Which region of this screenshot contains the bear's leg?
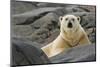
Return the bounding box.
[41,44,52,57]
[79,34,91,45]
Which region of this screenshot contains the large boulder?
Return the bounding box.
[12,39,50,66]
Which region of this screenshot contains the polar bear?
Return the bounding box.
[41,15,91,58]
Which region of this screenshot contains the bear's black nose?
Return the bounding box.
[68,22,73,28]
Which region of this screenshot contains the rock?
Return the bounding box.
[31,13,59,29]
[13,7,62,17]
[37,2,68,7]
[13,25,33,36]
[11,1,36,15]
[12,7,62,25]
[29,13,59,44]
[12,39,50,66]
[78,5,96,12]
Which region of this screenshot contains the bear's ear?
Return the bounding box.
[59,16,63,22]
[77,16,81,22]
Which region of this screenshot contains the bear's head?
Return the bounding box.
[59,15,81,33]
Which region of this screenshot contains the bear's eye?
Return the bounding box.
[65,18,68,21]
[72,18,75,21]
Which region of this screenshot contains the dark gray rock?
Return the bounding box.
[11,39,50,66]
[37,2,71,7]
[78,5,96,12]
[12,7,62,25]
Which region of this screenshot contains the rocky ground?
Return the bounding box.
[11,1,96,48]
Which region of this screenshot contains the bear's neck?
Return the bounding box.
[60,26,82,47]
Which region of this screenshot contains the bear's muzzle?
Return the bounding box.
[68,22,73,28]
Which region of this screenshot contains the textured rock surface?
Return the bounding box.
[11,0,96,65]
[11,1,96,47]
